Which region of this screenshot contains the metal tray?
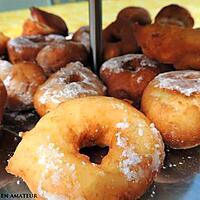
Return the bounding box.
[0,111,200,200]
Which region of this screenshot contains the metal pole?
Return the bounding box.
[89,0,102,74]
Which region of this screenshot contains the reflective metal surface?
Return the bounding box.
[0,111,200,200]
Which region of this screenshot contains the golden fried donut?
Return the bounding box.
[72,26,90,52]
[34,62,106,116]
[141,70,200,149]
[0,32,9,56]
[155,4,194,28]
[117,6,151,25]
[22,7,68,36]
[0,61,46,111]
[36,41,88,76]
[103,19,139,60]
[100,54,173,106]
[7,34,66,64]
[0,78,7,123]
[7,96,164,200]
[135,23,200,70]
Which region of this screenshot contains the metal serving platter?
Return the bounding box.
[0,110,200,200]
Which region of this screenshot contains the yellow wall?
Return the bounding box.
[0,0,200,37]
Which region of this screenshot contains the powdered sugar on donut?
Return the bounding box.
[101,54,158,74]
[116,132,142,182]
[154,70,200,96]
[38,62,105,105]
[37,143,84,200]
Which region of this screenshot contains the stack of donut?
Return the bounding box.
[2,4,200,200]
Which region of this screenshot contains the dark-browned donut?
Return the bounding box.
[117,6,151,25]
[103,19,139,60]
[155,4,194,28]
[100,54,173,106]
[36,41,88,76]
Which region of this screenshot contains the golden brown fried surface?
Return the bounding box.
[7,96,164,200]
[117,6,151,25]
[23,7,68,36]
[155,4,194,28]
[135,24,200,70]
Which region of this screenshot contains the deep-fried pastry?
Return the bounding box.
[22,7,68,36]
[7,96,164,200]
[155,4,194,28]
[135,24,200,70]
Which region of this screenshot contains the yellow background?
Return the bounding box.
[0,0,200,38]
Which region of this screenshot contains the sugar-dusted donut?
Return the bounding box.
[0,61,46,111]
[141,70,200,149]
[7,96,164,200]
[0,78,7,123]
[22,7,68,36]
[155,4,194,28]
[100,54,173,106]
[36,41,88,76]
[103,19,139,60]
[7,34,66,64]
[72,26,90,52]
[117,6,151,25]
[34,62,106,116]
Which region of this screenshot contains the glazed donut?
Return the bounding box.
[0,61,46,111]
[0,32,9,56]
[34,61,106,116]
[103,19,139,60]
[72,26,90,52]
[22,7,68,36]
[7,34,66,64]
[7,96,164,200]
[117,6,151,25]
[36,41,88,76]
[100,54,173,106]
[155,4,194,28]
[141,70,200,149]
[0,78,7,123]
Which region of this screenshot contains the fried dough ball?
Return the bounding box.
[135,24,200,70]
[117,6,151,25]
[36,41,88,76]
[22,7,68,36]
[155,4,194,28]
[0,61,46,111]
[141,70,200,149]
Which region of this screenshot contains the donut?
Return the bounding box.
[7,96,165,200]
[155,4,194,28]
[0,61,46,111]
[34,61,106,116]
[7,34,66,64]
[100,54,173,106]
[72,26,90,52]
[117,7,151,25]
[0,79,7,123]
[0,32,9,56]
[103,19,139,60]
[36,41,88,76]
[141,70,200,149]
[22,7,68,36]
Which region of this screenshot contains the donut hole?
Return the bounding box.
[122,60,136,71]
[69,74,82,83]
[79,145,109,164]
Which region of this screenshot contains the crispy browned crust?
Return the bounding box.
[135,23,200,70]
[22,7,68,36]
[117,6,151,25]
[155,4,194,28]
